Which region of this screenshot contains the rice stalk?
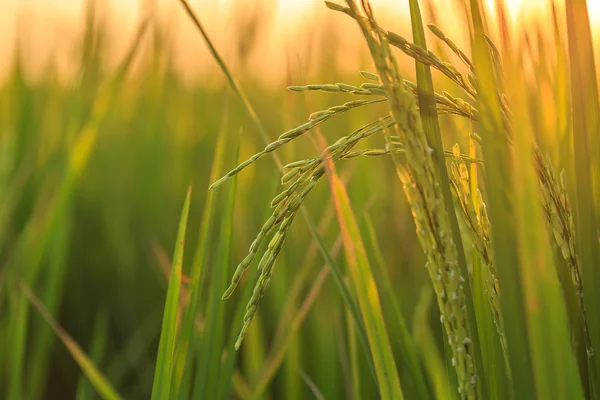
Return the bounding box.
[328,1,479,397]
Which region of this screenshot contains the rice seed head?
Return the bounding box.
[288,85,307,92]
[309,110,332,121]
[336,83,361,92]
[280,168,301,185]
[270,190,290,208]
[428,24,446,40]
[360,70,380,81]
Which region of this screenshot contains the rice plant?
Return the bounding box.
[2,0,600,399]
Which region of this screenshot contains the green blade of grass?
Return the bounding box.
[178,0,270,147]
[250,266,330,400]
[246,204,348,399]
[27,213,71,400]
[76,309,110,400]
[304,213,376,381]
[412,287,453,399]
[218,254,261,400]
[471,250,507,400]
[346,307,361,400]
[496,1,585,397]
[564,0,600,392]
[7,288,29,400]
[106,308,162,388]
[20,281,122,400]
[175,108,229,397]
[363,214,430,399]
[150,187,192,400]
[192,146,239,399]
[326,164,403,400]
[468,1,536,397]
[406,2,486,395]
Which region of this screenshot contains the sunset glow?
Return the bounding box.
[2,0,600,82]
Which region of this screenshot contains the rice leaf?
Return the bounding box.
[564,0,600,391]
[175,109,229,397]
[412,287,453,400]
[327,164,403,400]
[151,187,192,400]
[364,214,430,399]
[471,250,507,400]
[305,213,376,380]
[192,146,239,398]
[468,1,536,397]
[76,309,110,400]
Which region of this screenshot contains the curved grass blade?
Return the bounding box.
[20,281,122,400]
[327,165,403,400]
[192,146,239,399]
[364,214,430,399]
[471,250,507,400]
[150,187,192,400]
[305,214,376,380]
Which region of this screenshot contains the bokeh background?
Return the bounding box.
[1,0,600,398]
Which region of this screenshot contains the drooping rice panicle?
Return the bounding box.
[449,144,507,358]
[325,2,477,99]
[290,77,478,119]
[535,147,594,358]
[327,1,479,396]
[343,4,587,366]
[427,24,474,70]
[210,98,385,190]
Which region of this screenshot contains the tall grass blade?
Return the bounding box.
[412,288,453,399]
[405,2,486,392]
[76,309,110,400]
[151,187,192,400]
[178,0,271,146]
[468,1,536,397]
[193,146,239,398]
[499,2,584,396]
[304,214,375,379]
[27,216,70,400]
[175,109,229,397]
[364,214,430,399]
[471,250,507,400]
[327,164,403,400]
[564,0,600,391]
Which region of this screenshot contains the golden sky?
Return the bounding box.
[2,0,600,84]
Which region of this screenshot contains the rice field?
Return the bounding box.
[1,0,600,399]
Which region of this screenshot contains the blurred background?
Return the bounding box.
[1,0,600,398]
